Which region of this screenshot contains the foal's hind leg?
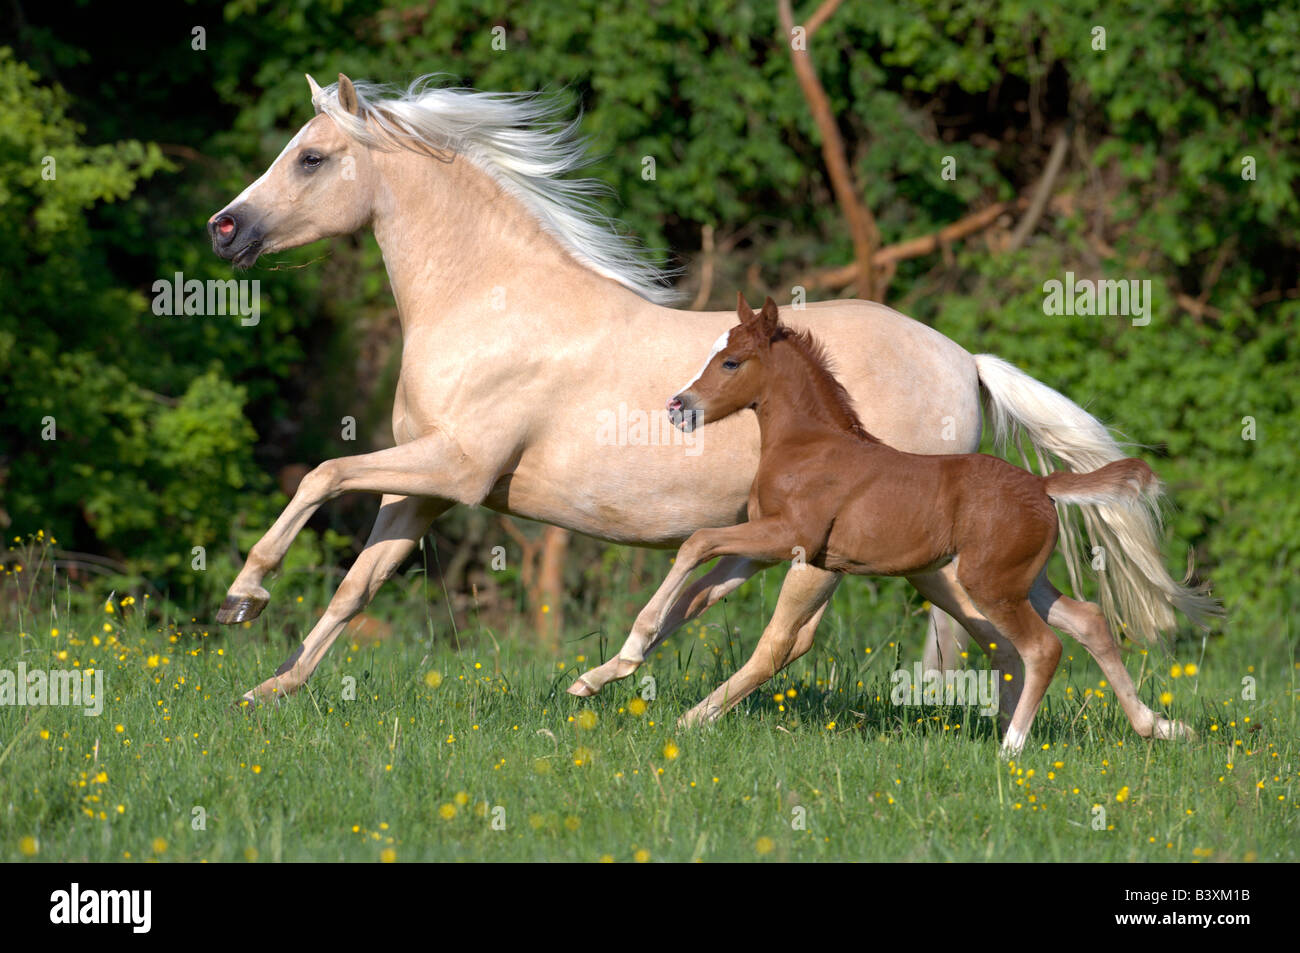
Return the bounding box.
[1029,575,1194,741]
[908,569,1025,733]
[967,599,1061,757]
[956,547,1063,757]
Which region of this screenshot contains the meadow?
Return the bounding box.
[1,538,1295,863]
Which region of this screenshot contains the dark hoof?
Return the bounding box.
[216,592,268,624]
[232,695,257,714]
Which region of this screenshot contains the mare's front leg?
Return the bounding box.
[218,431,495,624]
[242,494,449,704]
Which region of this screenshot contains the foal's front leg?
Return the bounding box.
[218,431,497,624]
[568,555,762,696]
[616,519,804,668]
[680,565,840,727]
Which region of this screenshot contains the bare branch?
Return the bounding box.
[778,0,882,300]
[1007,121,1072,252]
[690,224,716,310]
[798,198,1029,290]
[805,0,846,38]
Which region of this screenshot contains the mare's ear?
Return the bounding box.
[758,296,781,339]
[306,74,324,114]
[736,291,757,325]
[338,73,360,115]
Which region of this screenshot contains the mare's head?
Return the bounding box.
[206,75,677,302]
[208,74,380,267]
[667,293,782,432]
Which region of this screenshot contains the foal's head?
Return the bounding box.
[667,294,781,432]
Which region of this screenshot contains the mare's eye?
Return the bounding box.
[300,153,323,171]
[721,359,740,371]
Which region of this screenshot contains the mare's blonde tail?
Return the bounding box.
[974,354,1221,642]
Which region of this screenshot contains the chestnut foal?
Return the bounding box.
[641,295,1195,755]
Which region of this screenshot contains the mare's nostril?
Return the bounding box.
[211,214,238,244]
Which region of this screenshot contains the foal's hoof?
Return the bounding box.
[232,694,257,714]
[216,590,269,624]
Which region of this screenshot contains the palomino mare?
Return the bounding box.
[643,296,1214,752]
[208,75,1211,735]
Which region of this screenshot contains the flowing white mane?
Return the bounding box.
[312,75,679,305]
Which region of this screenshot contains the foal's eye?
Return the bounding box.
[300,153,324,171]
[721,359,740,371]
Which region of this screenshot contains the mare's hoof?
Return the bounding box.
[567,676,599,697]
[216,591,269,624]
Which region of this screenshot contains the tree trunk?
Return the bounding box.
[534,525,569,645]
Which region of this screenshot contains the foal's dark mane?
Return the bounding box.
[771,325,879,443]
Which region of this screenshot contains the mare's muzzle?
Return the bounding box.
[208,207,266,267]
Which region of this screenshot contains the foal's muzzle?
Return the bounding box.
[207,208,265,267]
[667,395,699,432]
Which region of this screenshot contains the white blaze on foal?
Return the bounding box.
[678,329,731,394]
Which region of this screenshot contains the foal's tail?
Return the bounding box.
[1043,458,1157,507]
[974,354,1221,642]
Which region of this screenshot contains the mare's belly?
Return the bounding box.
[483,412,759,547]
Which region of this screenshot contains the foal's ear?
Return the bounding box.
[736,291,757,324]
[338,73,360,115]
[758,296,781,338]
[306,74,324,114]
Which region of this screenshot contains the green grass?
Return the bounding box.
[1,562,1296,863]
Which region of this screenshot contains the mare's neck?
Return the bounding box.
[369,149,621,333]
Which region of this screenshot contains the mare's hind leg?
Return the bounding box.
[680,567,840,726]
[923,604,969,675]
[1029,575,1194,741]
[241,494,449,704]
[908,569,1025,733]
